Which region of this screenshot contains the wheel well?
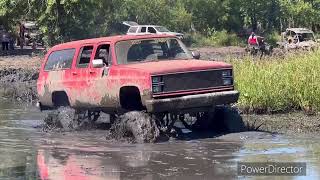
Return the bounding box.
[119,86,143,110]
[52,91,70,107]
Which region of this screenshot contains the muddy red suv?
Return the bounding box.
[37,34,241,134]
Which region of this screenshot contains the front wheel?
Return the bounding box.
[110,111,161,143]
[213,106,245,133]
[183,106,245,133]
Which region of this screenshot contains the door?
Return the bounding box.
[87,43,113,107]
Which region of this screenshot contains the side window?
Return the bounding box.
[148,27,156,33]
[94,44,110,66]
[128,27,138,33]
[77,46,93,68]
[44,49,75,71]
[140,27,146,33]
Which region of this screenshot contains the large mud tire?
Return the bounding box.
[110,111,160,143]
[214,106,245,133]
[44,107,77,130]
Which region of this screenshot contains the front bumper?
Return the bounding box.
[145,90,239,113]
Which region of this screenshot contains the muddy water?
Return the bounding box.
[0,98,320,179]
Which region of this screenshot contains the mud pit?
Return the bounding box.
[1,98,320,179]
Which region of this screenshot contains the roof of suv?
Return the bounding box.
[50,34,176,51]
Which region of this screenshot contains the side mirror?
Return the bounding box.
[192,51,200,59]
[92,59,104,68]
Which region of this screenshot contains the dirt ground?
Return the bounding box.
[0,55,42,70]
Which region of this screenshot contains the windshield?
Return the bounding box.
[154,26,170,32]
[298,33,315,42]
[115,38,192,64]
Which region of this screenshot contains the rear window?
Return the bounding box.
[44,49,75,71]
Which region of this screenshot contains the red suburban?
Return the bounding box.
[37,34,241,133]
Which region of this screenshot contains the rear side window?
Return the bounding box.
[128,27,138,33]
[44,49,75,71]
[140,27,146,33]
[77,46,93,68]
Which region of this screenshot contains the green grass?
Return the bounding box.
[231,50,320,113]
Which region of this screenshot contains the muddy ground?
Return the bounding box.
[0,48,320,138]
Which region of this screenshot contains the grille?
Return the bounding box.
[153,69,232,94]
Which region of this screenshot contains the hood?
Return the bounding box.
[119,60,232,75]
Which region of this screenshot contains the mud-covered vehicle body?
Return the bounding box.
[277,28,318,50]
[37,34,242,137]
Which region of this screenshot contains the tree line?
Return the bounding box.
[0,0,319,46]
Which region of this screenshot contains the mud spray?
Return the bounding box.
[41,108,163,143]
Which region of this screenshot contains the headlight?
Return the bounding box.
[152,76,162,84]
[223,78,233,86]
[152,85,163,93]
[222,70,232,77]
[152,76,164,93]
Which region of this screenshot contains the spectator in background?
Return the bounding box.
[19,22,25,49]
[2,31,10,51]
[9,31,15,50]
[248,32,258,46]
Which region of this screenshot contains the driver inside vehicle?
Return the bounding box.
[95,45,109,66]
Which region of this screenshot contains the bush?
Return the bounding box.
[231,50,320,113]
[265,31,281,46]
[186,30,244,47]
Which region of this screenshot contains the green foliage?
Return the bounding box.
[265,31,281,46]
[0,0,319,46]
[190,30,243,47]
[231,50,320,113]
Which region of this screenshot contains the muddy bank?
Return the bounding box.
[0,68,39,103]
[242,112,320,136]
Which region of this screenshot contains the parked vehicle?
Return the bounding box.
[277,28,318,51]
[37,34,242,136]
[22,21,44,47]
[123,21,184,39]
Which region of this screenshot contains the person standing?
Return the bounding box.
[19,22,25,49]
[2,31,9,51]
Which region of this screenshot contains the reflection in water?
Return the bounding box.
[35,136,241,179]
[1,97,320,179]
